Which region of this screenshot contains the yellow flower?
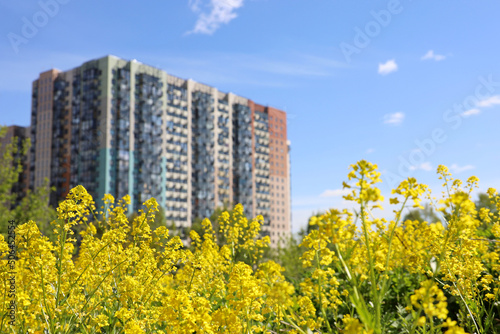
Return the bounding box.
[95,314,109,327]
[410,280,448,320]
[444,325,468,334]
[3,162,498,334]
[417,316,426,326]
[342,314,373,334]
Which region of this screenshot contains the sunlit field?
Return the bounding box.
[2,161,499,333]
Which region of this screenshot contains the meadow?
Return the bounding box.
[1,160,499,333]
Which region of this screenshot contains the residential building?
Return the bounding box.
[29,55,291,245]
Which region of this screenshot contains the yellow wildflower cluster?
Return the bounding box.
[1,160,499,333]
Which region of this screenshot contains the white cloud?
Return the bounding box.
[189,0,203,12]
[188,0,244,35]
[457,96,500,118]
[477,95,500,108]
[378,59,398,75]
[421,50,446,61]
[461,108,481,117]
[409,162,433,172]
[383,112,405,125]
[450,164,475,174]
[319,189,350,198]
[366,148,375,154]
[420,162,433,171]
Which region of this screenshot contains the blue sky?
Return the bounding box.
[1,0,500,233]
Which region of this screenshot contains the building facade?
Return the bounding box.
[29,55,290,245]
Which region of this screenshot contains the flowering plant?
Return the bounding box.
[1,161,499,333]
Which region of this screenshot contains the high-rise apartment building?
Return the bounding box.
[29,55,291,245]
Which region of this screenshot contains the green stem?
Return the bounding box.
[78,258,128,315]
[314,241,332,333]
[282,313,308,334]
[380,196,410,300]
[55,218,68,310]
[187,267,196,293]
[36,257,54,333]
[60,240,114,306]
[360,196,380,332]
[335,243,372,328]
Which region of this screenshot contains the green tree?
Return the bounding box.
[0,126,25,234]
[0,126,56,238]
[274,229,311,288]
[0,125,86,256]
[127,205,180,234]
[188,205,279,268]
[402,203,440,224]
[475,192,498,214]
[189,205,236,247]
[12,178,57,239]
[474,192,499,238]
[306,211,324,234]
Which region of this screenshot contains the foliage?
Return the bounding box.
[0,125,26,234]
[190,206,236,247]
[403,203,441,225]
[13,178,57,239]
[273,233,311,289]
[127,206,180,236]
[0,125,56,238]
[2,160,500,333]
